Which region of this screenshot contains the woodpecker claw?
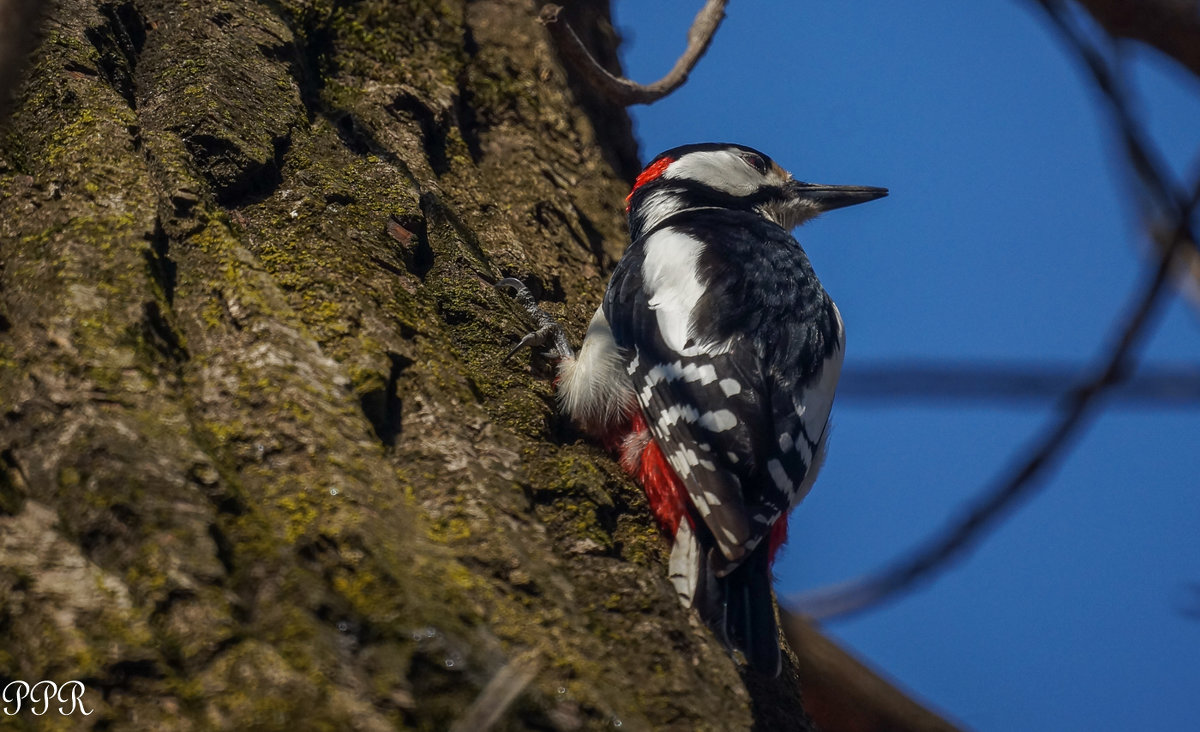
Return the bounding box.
[502,324,561,361]
[497,277,575,361]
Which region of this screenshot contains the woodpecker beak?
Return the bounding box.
[787,180,889,212]
[761,180,887,229]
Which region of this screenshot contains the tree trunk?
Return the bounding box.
[0,1,813,729]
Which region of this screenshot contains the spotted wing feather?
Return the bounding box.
[604,212,843,569]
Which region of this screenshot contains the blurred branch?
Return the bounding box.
[1072,0,1200,79]
[449,651,542,732]
[1044,1,1200,288]
[787,1,1200,620]
[779,611,964,732]
[539,1,727,106]
[791,230,1190,620]
[839,362,1200,406]
[0,0,42,121]
[1154,163,1200,318]
[1040,0,1194,221]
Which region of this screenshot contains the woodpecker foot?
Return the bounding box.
[497,278,576,361]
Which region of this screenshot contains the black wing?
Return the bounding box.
[605,211,843,565]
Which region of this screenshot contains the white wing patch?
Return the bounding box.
[697,409,738,433]
[657,403,699,431]
[767,459,793,492]
[777,432,794,453]
[637,355,718,406]
[625,350,639,375]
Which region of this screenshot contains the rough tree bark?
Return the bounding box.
[0,0,814,729]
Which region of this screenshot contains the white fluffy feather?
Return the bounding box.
[557,307,635,435]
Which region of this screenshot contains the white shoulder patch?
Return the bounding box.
[663,149,775,197]
[641,228,731,357]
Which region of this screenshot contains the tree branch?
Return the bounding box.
[779,612,963,732]
[1039,0,1192,219]
[539,1,727,106]
[786,1,1200,620]
[1072,0,1200,79]
[838,362,1200,406]
[790,226,1191,621]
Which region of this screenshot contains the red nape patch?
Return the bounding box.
[625,156,674,209]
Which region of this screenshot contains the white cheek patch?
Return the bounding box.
[664,149,763,196]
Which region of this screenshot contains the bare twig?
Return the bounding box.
[1163,178,1200,312]
[1038,0,1192,222]
[1072,0,1200,80]
[1041,1,1200,295]
[791,232,1188,620]
[539,1,727,106]
[787,1,1200,620]
[838,361,1200,406]
[448,650,542,732]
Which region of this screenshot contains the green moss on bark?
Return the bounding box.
[0,0,813,729]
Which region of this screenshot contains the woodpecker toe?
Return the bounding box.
[497,277,575,360]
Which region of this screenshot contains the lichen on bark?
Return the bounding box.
[0,1,812,729]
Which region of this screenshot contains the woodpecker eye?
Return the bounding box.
[742,153,768,175]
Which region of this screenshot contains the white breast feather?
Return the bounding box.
[558,307,634,435]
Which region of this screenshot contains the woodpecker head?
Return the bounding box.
[626,143,887,240]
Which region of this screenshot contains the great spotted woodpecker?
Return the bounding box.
[502,143,886,676]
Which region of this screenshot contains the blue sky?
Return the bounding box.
[611,2,1200,730]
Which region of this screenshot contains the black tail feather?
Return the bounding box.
[710,546,781,677]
